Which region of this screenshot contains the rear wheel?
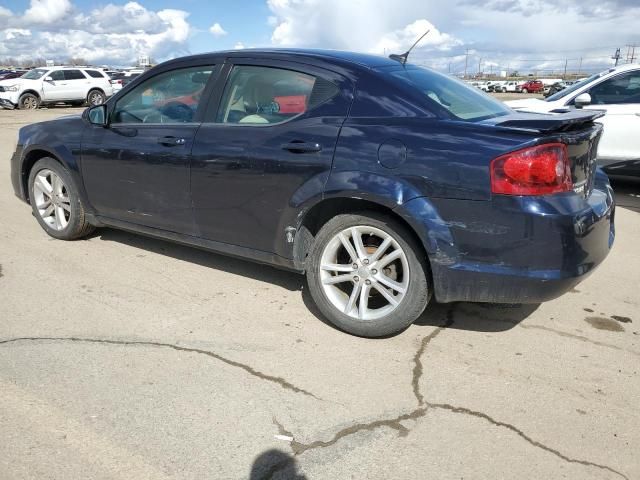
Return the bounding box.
[28,157,95,240]
[18,93,39,110]
[307,213,430,337]
[86,89,105,106]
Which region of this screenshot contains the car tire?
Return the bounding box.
[28,157,96,240]
[306,212,430,337]
[18,93,40,110]
[522,88,528,94]
[86,89,105,106]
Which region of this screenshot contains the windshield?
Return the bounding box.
[545,71,607,102]
[21,69,48,80]
[387,66,511,121]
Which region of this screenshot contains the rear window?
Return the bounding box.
[386,66,511,121]
[85,70,106,79]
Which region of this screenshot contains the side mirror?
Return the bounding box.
[86,104,107,126]
[574,93,592,108]
[44,76,53,82]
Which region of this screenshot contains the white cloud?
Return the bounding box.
[370,19,462,55]
[0,1,192,66]
[234,42,245,50]
[266,0,640,75]
[209,22,227,37]
[23,0,72,24]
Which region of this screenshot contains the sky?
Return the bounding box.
[1,0,640,74]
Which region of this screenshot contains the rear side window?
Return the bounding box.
[215,65,338,125]
[85,70,106,79]
[387,67,510,121]
[64,70,86,80]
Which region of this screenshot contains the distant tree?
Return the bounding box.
[68,57,88,66]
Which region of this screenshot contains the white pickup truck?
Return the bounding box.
[0,66,114,110]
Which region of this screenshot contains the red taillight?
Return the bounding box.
[490,143,572,195]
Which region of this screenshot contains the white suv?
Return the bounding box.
[0,66,114,110]
[506,64,640,176]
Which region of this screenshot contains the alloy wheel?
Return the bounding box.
[319,225,409,321]
[22,96,37,109]
[33,169,71,231]
[89,92,104,105]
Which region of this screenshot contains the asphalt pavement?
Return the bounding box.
[0,107,638,480]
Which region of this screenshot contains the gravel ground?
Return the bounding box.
[0,107,638,480]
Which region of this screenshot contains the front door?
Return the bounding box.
[41,70,67,101]
[81,64,218,234]
[191,61,352,255]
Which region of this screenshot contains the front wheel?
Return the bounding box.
[28,157,95,240]
[18,93,39,110]
[522,88,528,94]
[306,213,430,337]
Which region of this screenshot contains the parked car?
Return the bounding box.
[10,49,615,337]
[503,81,519,92]
[507,63,640,176]
[0,66,113,109]
[488,81,507,93]
[0,70,26,81]
[109,72,140,92]
[517,80,544,94]
[544,81,566,97]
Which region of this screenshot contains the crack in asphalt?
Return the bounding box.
[0,336,318,399]
[412,310,455,406]
[270,305,629,480]
[427,402,629,480]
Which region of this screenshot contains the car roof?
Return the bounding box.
[167,48,404,70]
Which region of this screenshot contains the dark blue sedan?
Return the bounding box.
[10,49,615,337]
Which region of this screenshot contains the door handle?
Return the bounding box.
[157,136,186,147]
[281,141,322,153]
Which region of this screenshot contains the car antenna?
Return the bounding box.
[388,29,430,66]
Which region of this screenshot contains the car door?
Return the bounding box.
[581,69,640,162]
[41,70,67,101]
[81,63,220,234]
[191,60,353,255]
[62,69,91,100]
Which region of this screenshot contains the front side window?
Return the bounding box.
[216,65,336,125]
[387,67,510,121]
[49,70,65,81]
[111,66,214,124]
[587,70,640,105]
[64,70,87,80]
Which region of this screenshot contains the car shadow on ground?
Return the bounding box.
[95,228,305,292]
[611,178,640,213]
[96,228,539,336]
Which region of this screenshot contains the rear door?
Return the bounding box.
[581,69,640,162]
[62,69,91,100]
[191,59,353,254]
[81,62,220,234]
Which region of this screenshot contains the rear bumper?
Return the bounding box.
[402,172,615,304]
